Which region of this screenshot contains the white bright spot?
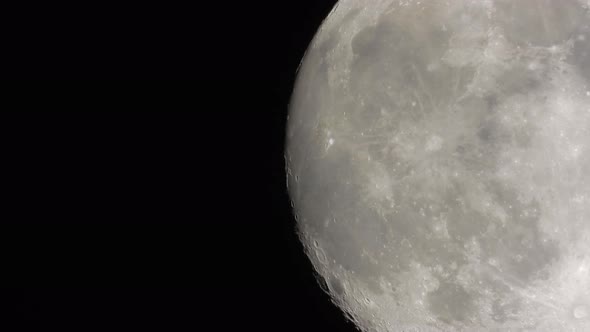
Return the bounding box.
[425,135,443,152]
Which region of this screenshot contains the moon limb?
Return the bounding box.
[287,1,590,331]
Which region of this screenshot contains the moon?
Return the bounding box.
[285,1,590,331]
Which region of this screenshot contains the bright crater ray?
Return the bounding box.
[286,0,590,331]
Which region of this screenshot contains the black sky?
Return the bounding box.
[4,1,360,331]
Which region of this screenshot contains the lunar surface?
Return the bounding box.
[285,1,590,331]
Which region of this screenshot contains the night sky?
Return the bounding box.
[4,1,360,331]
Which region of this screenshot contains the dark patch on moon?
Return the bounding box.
[428,281,475,323]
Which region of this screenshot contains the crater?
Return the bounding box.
[329,275,346,296]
